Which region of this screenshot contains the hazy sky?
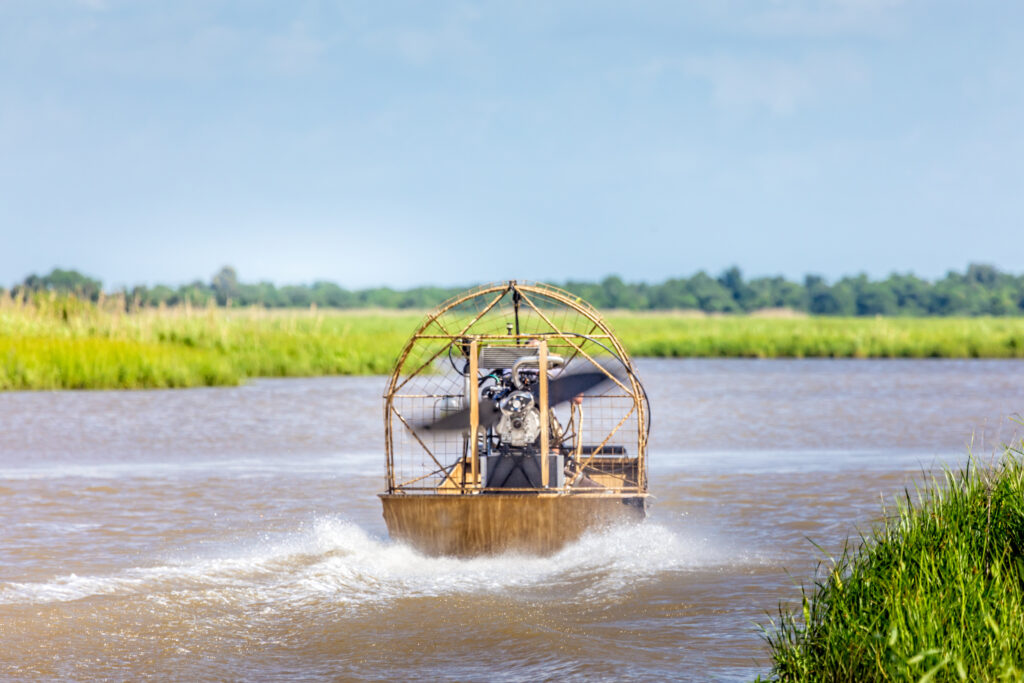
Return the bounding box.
[1,1,1021,289]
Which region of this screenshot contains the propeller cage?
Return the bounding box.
[383,281,649,495]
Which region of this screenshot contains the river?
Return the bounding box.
[2,359,1022,681]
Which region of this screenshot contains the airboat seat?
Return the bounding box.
[481,453,565,491]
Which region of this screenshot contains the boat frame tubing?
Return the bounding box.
[383,281,648,495]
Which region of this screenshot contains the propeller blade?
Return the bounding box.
[547,367,623,406]
[419,399,502,432]
[417,363,625,431]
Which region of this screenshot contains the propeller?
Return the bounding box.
[419,364,623,432]
[424,397,503,432]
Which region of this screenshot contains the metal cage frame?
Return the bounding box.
[383,280,649,495]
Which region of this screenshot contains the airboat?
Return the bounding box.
[381,281,650,556]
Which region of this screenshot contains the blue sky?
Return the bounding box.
[1,1,1021,289]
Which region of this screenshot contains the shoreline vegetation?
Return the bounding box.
[10,263,1024,316]
[761,446,1024,681]
[3,295,1024,390]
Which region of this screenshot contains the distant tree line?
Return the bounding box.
[8,264,1024,316]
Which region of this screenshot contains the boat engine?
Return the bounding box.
[494,390,540,447]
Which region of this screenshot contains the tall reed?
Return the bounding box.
[609,315,1024,359]
[762,446,1024,681]
[3,293,1024,389]
[0,293,416,389]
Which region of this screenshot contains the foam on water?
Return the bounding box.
[0,518,757,608]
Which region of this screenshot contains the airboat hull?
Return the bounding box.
[380,493,648,557]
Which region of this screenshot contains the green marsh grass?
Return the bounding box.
[3,294,1024,389]
[0,294,418,389]
[609,313,1024,359]
[762,446,1024,682]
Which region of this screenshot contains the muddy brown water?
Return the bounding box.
[2,359,1023,681]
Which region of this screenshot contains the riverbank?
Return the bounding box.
[762,447,1024,681]
[612,314,1024,359]
[3,297,1024,389]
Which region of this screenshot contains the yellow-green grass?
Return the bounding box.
[0,296,418,390]
[761,447,1024,681]
[609,314,1024,359]
[3,296,1024,389]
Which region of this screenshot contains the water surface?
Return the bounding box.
[2,359,1022,681]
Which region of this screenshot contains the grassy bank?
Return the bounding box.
[3,296,1024,389]
[611,314,1024,359]
[762,447,1024,681]
[0,297,418,389]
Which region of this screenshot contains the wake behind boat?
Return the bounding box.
[380,281,650,556]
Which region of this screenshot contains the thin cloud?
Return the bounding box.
[364,6,481,66]
[267,22,327,75]
[71,0,109,11]
[682,53,866,116]
[743,0,907,38]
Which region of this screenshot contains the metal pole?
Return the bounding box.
[538,339,549,488]
[469,339,479,490]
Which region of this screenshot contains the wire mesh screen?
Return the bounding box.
[385,282,648,493]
